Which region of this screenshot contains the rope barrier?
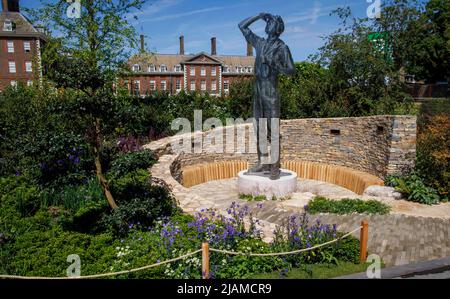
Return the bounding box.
[0,225,365,280]
[0,249,202,280]
[209,226,362,257]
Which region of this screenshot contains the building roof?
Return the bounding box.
[0,11,46,39]
[128,52,256,74]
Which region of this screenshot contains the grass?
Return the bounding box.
[306,197,391,215]
[239,193,266,202]
[253,262,373,279]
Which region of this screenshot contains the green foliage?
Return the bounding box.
[107,149,156,180]
[306,197,391,215]
[2,227,119,277]
[105,168,177,235]
[252,262,372,279]
[312,7,414,117]
[0,176,41,218]
[415,105,450,199]
[238,193,266,202]
[375,0,450,82]
[385,173,444,204]
[41,178,106,213]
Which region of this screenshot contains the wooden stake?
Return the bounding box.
[360,220,369,263]
[202,242,210,279]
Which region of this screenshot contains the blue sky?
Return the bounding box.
[22,0,377,61]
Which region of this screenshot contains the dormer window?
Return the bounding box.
[236,66,243,73]
[132,64,141,72]
[160,64,167,72]
[148,64,156,72]
[223,66,229,73]
[174,65,182,72]
[246,66,253,73]
[3,21,13,32]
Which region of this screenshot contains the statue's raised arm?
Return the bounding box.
[239,13,268,47]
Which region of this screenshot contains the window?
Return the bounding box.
[224,80,230,92]
[132,64,141,72]
[25,61,32,73]
[190,80,196,91]
[236,66,243,73]
[211,80,217,92]
[246,66,252,73]
[174,65,182,72]
[3,21,13,31]
[133,80,140,95]
[149,80,156,90]
[7,41,14,53]
[27,80,33,87]
[190,67,195,76]
[8,61,16,73]
[201,67,206,76]
[201,80,206,91]
[176,79,181,91]
[148,64,156,72]
[24,41,31,53]
[160,64,167,72]
[223,65,229,73]
[161,80,167,91]
[10,81,17,87]
[211,67,216,76]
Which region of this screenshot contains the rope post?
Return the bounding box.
[359,220,369,263]
[202,242,210,279]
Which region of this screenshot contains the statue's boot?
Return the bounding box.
[248,161,270,173]
[270,164,281,180]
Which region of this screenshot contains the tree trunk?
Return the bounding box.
[93,118,118,209]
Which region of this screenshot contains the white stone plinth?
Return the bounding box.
[237,169,298,199]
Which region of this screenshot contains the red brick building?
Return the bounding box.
[125,36,255,96]
[0,0,46,92]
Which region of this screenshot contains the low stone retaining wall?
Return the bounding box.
[144,115,417,180]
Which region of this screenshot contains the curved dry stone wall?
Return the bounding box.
[144,115,417,179]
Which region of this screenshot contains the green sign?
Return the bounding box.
[368,32,393,62]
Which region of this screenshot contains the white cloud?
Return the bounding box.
[140,3,246,23]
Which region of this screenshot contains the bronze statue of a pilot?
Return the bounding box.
[239,13,295,180]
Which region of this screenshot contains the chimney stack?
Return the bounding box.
[140,34,145,52]
[211,37,217,56]
[2,0,20,12]
[247,42,253,56]
[2,0,9,11]
[179,35,185,55]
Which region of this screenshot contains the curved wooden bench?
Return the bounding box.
[182,160,249,188]
[181,160,384,195]
[282,161,384,195]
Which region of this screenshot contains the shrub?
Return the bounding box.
[385,173,443,205]
[107,149,156,180]
[416,113,450,199]
[270,211,360,267]
[103,172,176,236]
[2,228,118,277]
[306,197,391,215]
[0,176,41,217]
[41,178,106,212]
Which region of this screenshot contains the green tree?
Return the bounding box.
[374,0,450,82]
[27,0,149,209]
[312,7,413,116]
